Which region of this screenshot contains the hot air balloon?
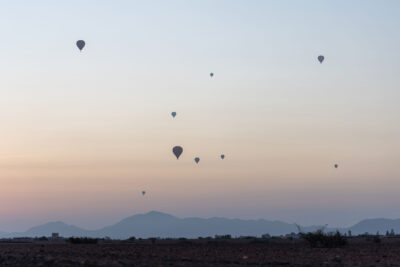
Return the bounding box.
[334,164,338,169]
[221,154,225,159]
[76,40,85,51]
[210,73,214,77]
[194,157,200,164]
[171,112,177,118]
[318,55,324,64]
[173,146,183,159]
[142,191,146,196]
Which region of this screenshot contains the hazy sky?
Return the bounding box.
[0,0,399,232]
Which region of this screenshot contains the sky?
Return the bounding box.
[0,0,399,232]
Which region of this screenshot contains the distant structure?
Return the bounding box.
[262,233,271,239]
[51,233,59,239]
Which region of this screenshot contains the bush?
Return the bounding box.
[178,238,192,245]
[300,230,347,248]
[262,234,271,239]
[250,238,269,244]
[127,236,136,241]
[215,235,231,240]
[68,237,98,244]
[373,235,381,244]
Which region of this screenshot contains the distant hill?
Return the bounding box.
[2,221,93,238]
[1,211,400,239]
[348,218,400,235]
[94,211,300,239]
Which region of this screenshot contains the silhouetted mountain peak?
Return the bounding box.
[119,211,177,222]
[38,221,68,227]
[145,211,176,218]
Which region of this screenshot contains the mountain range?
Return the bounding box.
[1,211,399,239]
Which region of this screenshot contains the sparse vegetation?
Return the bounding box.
[300,230,347,248]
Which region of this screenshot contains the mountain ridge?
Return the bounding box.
[1,211,399,239]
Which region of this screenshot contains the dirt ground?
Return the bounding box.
[0,239,399,266]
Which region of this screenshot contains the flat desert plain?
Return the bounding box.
[0,238,399,266]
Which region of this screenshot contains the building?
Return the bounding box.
[51,233,59,239]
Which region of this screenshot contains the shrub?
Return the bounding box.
[262,234,271,239]
[215,235,231,240]
[300,230,347,248]
[178,238,192,245]
[68,237,98,244]
[127,236,136,241]
[373,235,381,244]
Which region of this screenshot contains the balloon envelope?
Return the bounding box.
[173,146,183,159]
[194,157,200,164]
[210,73,214,77]
[221,154,225,159]
[334,164,338,168]
[171,112,176,118]
[318,55,324,63]
[76,40,85,51]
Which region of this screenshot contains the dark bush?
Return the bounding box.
[301,230,347,248]
[215,235,232,240]
[178,238,192,245]
[68,237,98,244]
[250,238,269,244]
[373,235,381,244]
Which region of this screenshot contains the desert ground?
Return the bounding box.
[0,237,400,266]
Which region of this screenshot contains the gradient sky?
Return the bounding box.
[0,0,399,232]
